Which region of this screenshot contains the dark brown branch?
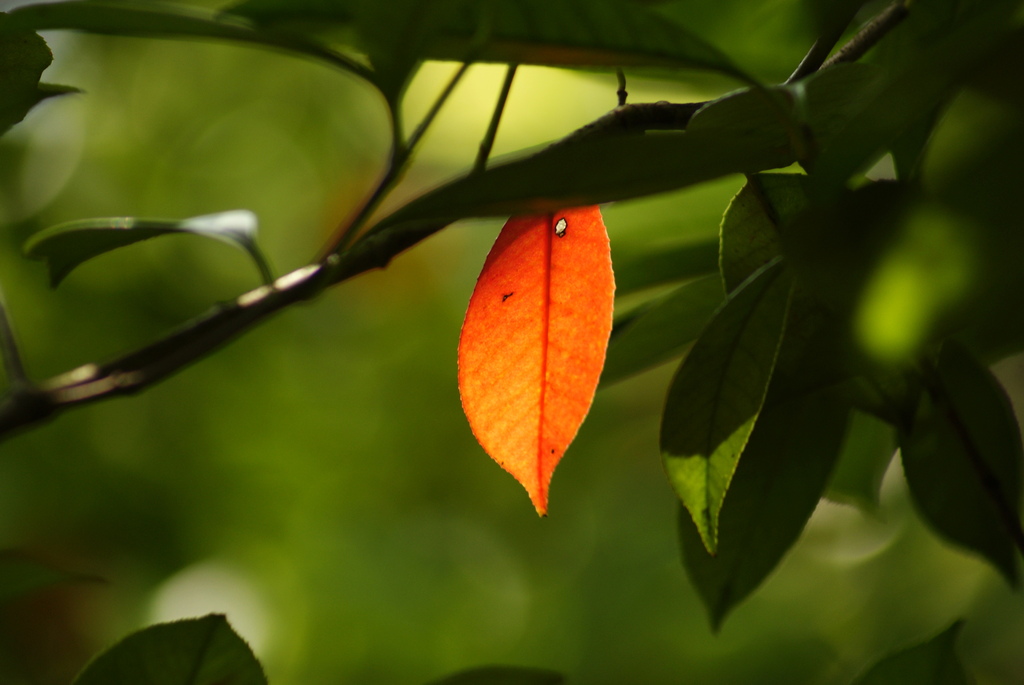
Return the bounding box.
[0,263,328,438]
[0,0,915,441]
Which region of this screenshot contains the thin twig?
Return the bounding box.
[0,0,915,439]
[0,282,28,388]
[473,64,517,174]
[406,62,472,152]
[0,95,716,440]
[822,1,909,69]
[616,69,628,106]
[0,0,922,442]
[0,0,916,441]
[786,14,858,83]
[0,263,331,438]
[244,242,275,286]
[327,61,472,255]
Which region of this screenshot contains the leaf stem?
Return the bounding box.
[406,61,472,152]
[0,85,794,441]
[786,16,856,83]
[244,242,275,286]
[616,69,628,106]
[822,1,909,70]
[473,64,517,174]
[0,281,28,388]
[326,61,472,255]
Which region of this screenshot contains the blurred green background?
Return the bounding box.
[0,2,1023,684]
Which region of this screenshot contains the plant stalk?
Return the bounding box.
[822,1,909,69]
[0,282,28,389]
[473,64,517,174]
[325,62,472,256]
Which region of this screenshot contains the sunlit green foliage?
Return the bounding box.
[0,0,1022,684]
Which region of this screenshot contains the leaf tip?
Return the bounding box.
[998,559,1020,588]
[708,614,725,634]
[532,494,549,518]
[678,495,718,555]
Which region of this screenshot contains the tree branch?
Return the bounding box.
[822,1,909,70]
[0,0,914,441]
[326,62,472,256]
[786,13,857,83]
[0,264,328,438]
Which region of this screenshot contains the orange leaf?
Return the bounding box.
[458,206,615,515]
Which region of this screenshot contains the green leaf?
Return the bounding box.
[425,666,564,685]
[602,274,724,386]
[74,614,267,685]
[955,284,1024,366]
[900,342,1023,584]
[363,64,880,256]
[788,62,886,145]
[801,0,865,37]
[869,0,962,73]
[850,622,969,685]
[661,258,791,553]
[284,0,462,105]
[375,129,794,234]
[613,238,718,296]
[679,391,849,630]
[0,1,370,80]
[0,552,98,605]
[889,108,940,181]
[0,31,70,139]
[719,173,808,292]
[781,180,985,367]
[827,410,896,511]
[0,1,259,40]
[350,0,449,102]
[809,3,1023,200]
[853,202,976,364]
[225,0,354,26]
[228,0,749,79]
[24,209,273,287]
[653,0,815,81]
[688,62,885,167]
[717,172,848,403]
[780,181,908,315]
[869,4,1024,184]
